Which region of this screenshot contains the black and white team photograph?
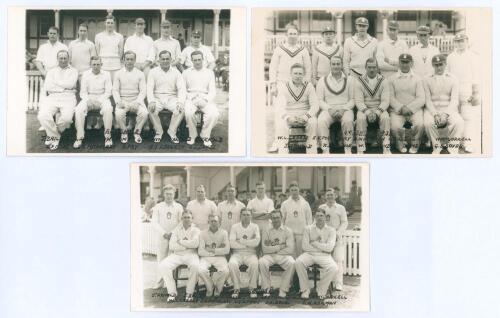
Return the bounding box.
[7,7,246,155]
[251,8,491,156]
[131,164,369,310]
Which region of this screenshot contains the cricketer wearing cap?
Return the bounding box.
[159,210,200,302]
[247,182,275,232]
[259,210,296,298]
[343,17,378,77]
[151,184,184,288]
[147,20,182,68]
[228,208,261,299]
[376,21,409,78]
[295,209,337,300]
[34,26,68,77]
[446,34,481,153]
[37,50,78,151]
[180,30,216,70]
[183,51,220,148]
[218,185,246,234]
[186,185,218,231]
[281,182,313,258]
[275,63,319,154]
[197,214,230,297]
[124,18,154,76]
[316,56,355,154]
[113,51,149,144]
[73,56,113,149]
[269,23,312,96]
[68,23,97,78]
[147,50,186,144]
[408,26,440,78]
[312,26,343,86]
[423,54,464,154]
[354,58,391,154]
[95,15,124,81]
[388,54,425,154]
[318,188,348,291]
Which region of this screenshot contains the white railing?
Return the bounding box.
[141,223,362,276]
[264,34,455,55]
[26,70,44,111]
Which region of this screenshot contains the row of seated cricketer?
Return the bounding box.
[268,20,480,154]
[34,18,221,150]
[149,183,350,302]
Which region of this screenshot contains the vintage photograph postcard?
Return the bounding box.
[7,7,245,156]
[251,8,491,157]
[131,163,370,311]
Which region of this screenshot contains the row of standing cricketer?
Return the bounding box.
[33,16,220,150]
[269,18,481,154]
[149,182,348,302]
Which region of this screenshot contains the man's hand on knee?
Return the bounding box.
[148,101,156,113]
[366,110,378,124]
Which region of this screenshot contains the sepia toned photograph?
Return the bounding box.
[7,7,246,155]
[131,163,369,311]
[251,8,491,156]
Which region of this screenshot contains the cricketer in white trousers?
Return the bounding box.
[423,72,464,152]
[159,224,200,296]
[258,224,296,293]
[114,97,149,133]
[184,94,219,141]
[149,95,185,136]
[75,96,113,140]
[74,69,114,140]
[228,222,261,290]
[197,228,231,295]
[38,65,79,139]
[38,93,77,138]
[295,223,337,297]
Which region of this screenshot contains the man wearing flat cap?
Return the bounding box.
[180,30,216,70]
[408,25,440,78]
[124,18,154,77]
[446,33,481,153]
[423,54,464,154]
[388,53,425,154]
[147,20,182,69]
[343,17,378,77]
[376,20,409,78]
[312,25,343,86]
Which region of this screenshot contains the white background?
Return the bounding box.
[1,1,500,318]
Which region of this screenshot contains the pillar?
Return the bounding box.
[281,166,287,193]
[230,166,235,187]
[185,166,191,199]
[381,11,391,40]
[334,11,344,44]
[54,10,60,29]
[160,10,167,22]
[106,9,113,17]
[213,10,221,59]
[148,165,155,199]
[345,166,351,193]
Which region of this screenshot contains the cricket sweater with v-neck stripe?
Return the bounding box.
[316,73,355,111]
[343,34,378,75]
[269,43,312,83]
[312,43,343,79]
[276,81,319,120]
[354,74,390,111]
